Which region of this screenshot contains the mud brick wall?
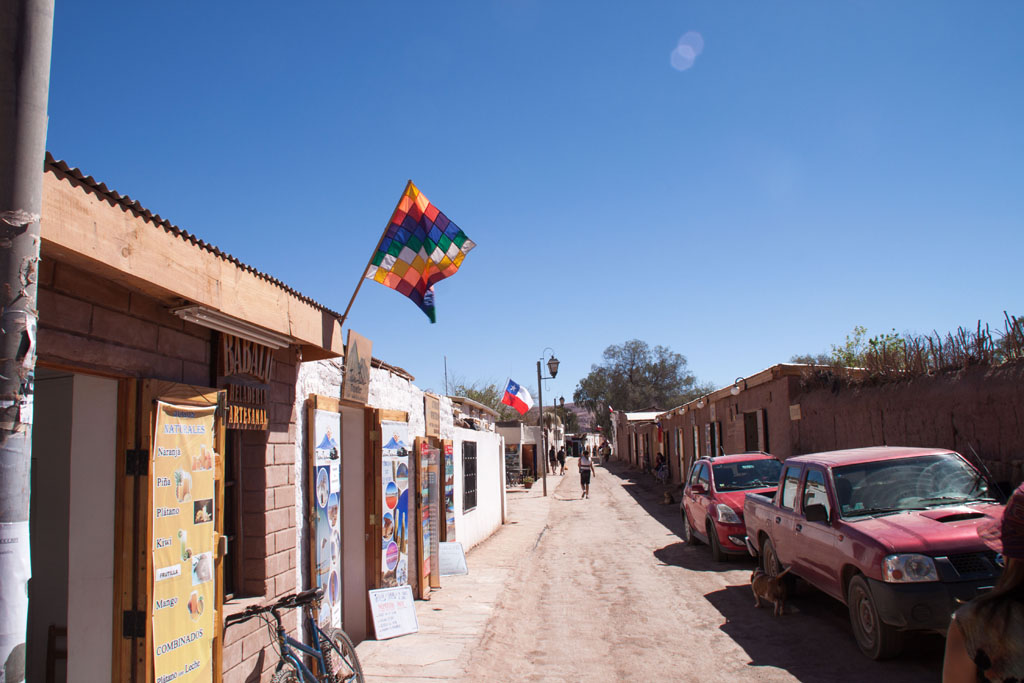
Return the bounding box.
[224,348,300,683]
[790,361,1024,485]
[37,259,212,383]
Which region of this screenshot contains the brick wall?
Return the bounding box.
[224,348,300,683]
[790,360,1024,485]
[37,259,211,383]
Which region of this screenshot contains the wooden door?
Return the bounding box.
[114,380,224,683]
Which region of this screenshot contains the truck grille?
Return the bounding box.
[945,551,999,577]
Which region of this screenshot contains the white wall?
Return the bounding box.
[452,429,505,552]
[68,375,117,681]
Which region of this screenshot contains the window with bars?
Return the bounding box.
[463,441,477,512]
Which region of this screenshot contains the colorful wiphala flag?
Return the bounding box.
[365,181,476,323]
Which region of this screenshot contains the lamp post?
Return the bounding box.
[536,349,560,497]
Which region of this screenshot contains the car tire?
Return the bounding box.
[847,574,904,660]
[682,509,702,546]
[761,538,781,575]
[707,521,727,562]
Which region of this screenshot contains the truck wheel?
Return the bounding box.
[707,522,727,562]
[761,538,782,576]
[847,575,904,660]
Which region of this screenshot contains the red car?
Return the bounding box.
[681,453,782,561]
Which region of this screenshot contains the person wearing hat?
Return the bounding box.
[943,482,1024,682]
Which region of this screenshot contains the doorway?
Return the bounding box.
[28,370,118,682]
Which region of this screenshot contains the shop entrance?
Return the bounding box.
[28,370,119,683]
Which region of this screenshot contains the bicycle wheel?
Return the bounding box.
[320,627,364,682]
[270,661,301,683]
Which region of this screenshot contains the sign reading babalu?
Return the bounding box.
[151,401,217,683]
[368,585,419,640]
[342,329,372,404]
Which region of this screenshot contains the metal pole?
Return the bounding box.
[0,1,54,679]
[536,360,547,497]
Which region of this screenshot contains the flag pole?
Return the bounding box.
[337,179,414,330]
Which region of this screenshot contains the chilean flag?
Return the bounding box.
[501,379,534,415]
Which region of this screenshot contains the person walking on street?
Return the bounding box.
[548,446,557,474]
[579,448,595,498]
[942,481,1024,681]
[557,447,566,475]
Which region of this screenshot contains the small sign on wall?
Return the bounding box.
[369,585,419,640]
[789,404,802,421]
[424,394,440,438]
[342,329,372,404]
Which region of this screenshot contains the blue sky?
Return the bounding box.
[47,2,1023,405]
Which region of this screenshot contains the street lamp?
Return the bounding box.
[536,348,560,497]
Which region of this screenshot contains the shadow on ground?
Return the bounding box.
[703,582,944,681]
[608,459,944,681]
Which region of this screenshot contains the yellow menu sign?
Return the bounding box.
[151,402,217,683]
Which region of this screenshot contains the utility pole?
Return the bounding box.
[0,2,54,680]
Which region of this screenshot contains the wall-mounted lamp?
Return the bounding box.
[730,376,747,396]
[696,398,705,409]
[172,304,293,349]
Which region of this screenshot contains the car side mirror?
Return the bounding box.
[691,483,706,495]
[804,503,829,523]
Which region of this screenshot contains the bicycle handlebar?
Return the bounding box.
[223,588,324,629]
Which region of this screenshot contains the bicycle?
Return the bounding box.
[224,587,364,683]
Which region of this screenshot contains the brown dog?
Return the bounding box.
[751,566,792,616]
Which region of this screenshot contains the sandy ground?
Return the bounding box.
[463,459,944,682]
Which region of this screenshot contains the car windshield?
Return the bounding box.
[833,453,997,518]
[712,459,782,492]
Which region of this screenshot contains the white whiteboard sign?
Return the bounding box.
[439,541,468,576]
[369,585,419,640]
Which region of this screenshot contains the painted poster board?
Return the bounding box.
[427,448,441,589]
[381,421,411,588]
[150,401,217,683]
[414,438,439,599]
[341,329,372,404]
[310,402,342,628]
[438,542,468,576]
[368,586,419,640]
[443,440,455,542]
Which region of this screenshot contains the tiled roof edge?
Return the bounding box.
[44,152,343,318]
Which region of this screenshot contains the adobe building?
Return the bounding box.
[30,154,511,682]
[654,362,1023,488]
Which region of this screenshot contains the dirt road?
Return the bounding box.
[464,460,944,682]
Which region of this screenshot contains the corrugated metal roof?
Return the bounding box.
[44,153,342,318]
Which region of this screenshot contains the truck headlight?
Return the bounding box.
[715,504,741,524]
[883,554,938,583]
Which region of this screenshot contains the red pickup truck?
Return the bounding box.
[743,446,1004,660]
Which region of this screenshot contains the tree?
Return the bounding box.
[573,340,708,434]
[789,352,833,365]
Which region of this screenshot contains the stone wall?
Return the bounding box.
[790,360,1024,485]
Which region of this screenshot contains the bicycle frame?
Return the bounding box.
[273,604,330,682]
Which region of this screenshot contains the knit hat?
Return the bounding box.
[978,482,1024,559]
